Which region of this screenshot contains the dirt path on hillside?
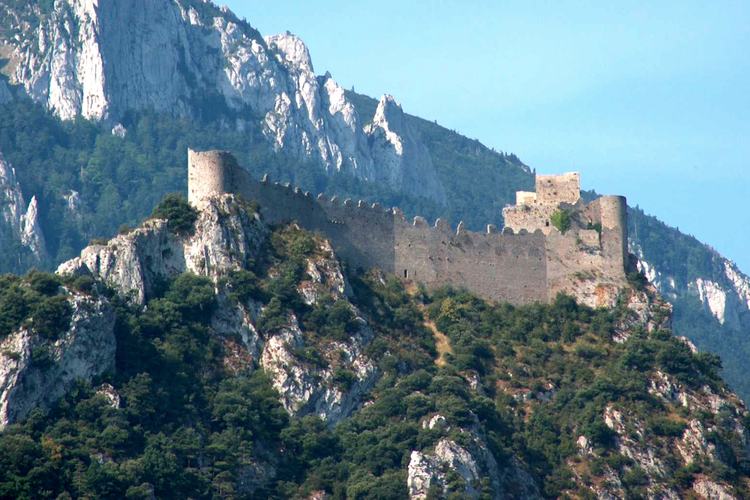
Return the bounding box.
[424,318,453,367]
[405,282,453,367]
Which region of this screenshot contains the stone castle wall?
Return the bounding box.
[187,150,628,306]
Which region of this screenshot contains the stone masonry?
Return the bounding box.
[187,150,629,307]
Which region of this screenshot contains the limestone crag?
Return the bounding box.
[0,152,46,264]
[613,285,672,343]
[633,241,750,332]
[259,311,378,425]
[407,415,541,499]
[568,359,748,499]
[57,195,379,424]
[686,260,750,330]
[0,1,443,201]
[57,194,267,303]
[365,95,446,202]
[0,292,115,429]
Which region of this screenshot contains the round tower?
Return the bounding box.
[187,149,236,207]
[598,195,628,275]
[598,195,626,230]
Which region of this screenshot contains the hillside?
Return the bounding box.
[0,0,749,406]
[1,193,748,499]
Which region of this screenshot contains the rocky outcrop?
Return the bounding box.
[0,292,115,429]
[693,478,737,500]
[259,311,377,424]
[259,239,378,424]
[0,2,444,201]
[366,95,446,203]
[58,196,379,424]
[684,260,750,329]
[0,152,47,265]
[613,285,672,343]
[57,194,267,303]
[407,414,540,500]
[571,366,748,499]
[632,236,750,401]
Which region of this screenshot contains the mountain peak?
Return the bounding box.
[265,31,314,72]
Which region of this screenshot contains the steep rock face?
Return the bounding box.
[258,311,377,425]
[212,236,379,425]
[365,95,446,203]
[0,292,115,429]
[57,194,267,303]
[613,285,672,343]
[263,33,374,177]
[0,152,46,264]
[58,196,379,423]
[633,241,750,333]
[685,260,750,329]
[0,2,444,201]
[407,415,540,499]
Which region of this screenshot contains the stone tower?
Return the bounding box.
[187,149,238,208]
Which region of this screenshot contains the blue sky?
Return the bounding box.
[225,0,750,271]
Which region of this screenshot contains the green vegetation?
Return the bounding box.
[550,209,572,233]
[0,271,71,341]
[0,65,745,413]
[0,69,746,495]
[150,193,198,235]
[0,96,528,275]
[0,220,746,498]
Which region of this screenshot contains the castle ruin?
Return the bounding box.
[188,150,629,307]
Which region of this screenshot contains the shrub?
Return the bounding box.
[226,270,265,304]
[582,420,616,449]
[550,209,572,233]
[27,271,61,296]
[150,194,198,235]
[258,297,289,333]
[164,273,216,319]
[622,466,648,487]
[648,416,687,437]
[332,369,357,391]
[305,299,359,341]
[627,271,648,291]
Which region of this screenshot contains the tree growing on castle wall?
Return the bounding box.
[550,209,572,233]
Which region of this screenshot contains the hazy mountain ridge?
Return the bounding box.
[0,0,748,406]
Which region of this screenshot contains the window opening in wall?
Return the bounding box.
[404,269,408,279]
[546,221,550,227]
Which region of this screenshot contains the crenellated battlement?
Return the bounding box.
[186,150,629,307]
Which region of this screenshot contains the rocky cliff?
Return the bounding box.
[2,3,747,406]
[58,194,379,425]
[0,0,443,202]
[0,286,114,429]
[0,151,46,267]
[629,208,750,401]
